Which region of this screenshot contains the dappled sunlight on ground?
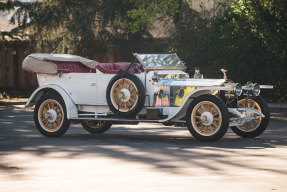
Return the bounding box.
[0,105,287,191]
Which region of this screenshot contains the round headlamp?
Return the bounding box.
[252,83,260,96]
[233,83,242,96]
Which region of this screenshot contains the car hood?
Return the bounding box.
[157,79,226,87]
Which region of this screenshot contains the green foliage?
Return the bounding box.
[0,0,23,39]
[1,0,286,101]
[5,0,179,58]
[6,0,179,57]
[0,0,21,11]
[125,0,179,33]
[8,0,136,58]
[174,0,287,102]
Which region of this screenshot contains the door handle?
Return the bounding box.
[90,83,96,86]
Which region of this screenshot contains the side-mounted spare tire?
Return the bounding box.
[106,72,145,117]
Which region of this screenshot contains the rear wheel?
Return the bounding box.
[34,94,70,137]
[231,96,270,138]
[81,121,112,134]
[186,95,230,141]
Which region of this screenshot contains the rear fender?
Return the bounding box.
[26,85,78,119]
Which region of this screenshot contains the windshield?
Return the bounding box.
[134,53,186,69]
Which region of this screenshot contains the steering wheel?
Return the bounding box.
[126,59,143,73]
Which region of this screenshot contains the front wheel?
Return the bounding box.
[231,96,270,138]
[34,94,70,137]
[81,121,112,134]
[186,95,230,141]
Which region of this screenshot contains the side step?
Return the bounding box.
[70,117,186,123]
[70,117,160,123]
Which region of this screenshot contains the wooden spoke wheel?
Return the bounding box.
[231,96,270,138]
[38,99,64,132]
[237,99,262,132]
[81,120,112,134]
[111,78,139,112]
[34,94,70,137]
[186,95,229,141]
[191,101,222,136]
[106,73,145,117]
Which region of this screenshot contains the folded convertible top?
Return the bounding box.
[22,53,99,74]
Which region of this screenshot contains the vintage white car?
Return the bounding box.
[23,53,273,141]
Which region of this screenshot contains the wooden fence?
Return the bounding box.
[0,41,38,90]
[0,38,169,90]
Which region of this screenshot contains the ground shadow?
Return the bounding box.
[1,105,287,176]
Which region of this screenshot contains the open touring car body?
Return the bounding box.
[24,53,273,141]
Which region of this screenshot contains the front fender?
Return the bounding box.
[159,86,232,122]
[26,85,78,119]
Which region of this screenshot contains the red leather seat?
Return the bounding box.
[96,62,143,74]
[53,61,97,73]
[96,63,117,74]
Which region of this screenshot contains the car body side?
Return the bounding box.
[23,53,273,141]
[26,70,232,122]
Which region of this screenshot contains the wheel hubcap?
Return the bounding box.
[200,112,214,126]
[47,109,57,122]
[119,89,131,102]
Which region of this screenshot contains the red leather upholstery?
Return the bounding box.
[53,61,97,73]
[96,62,144,74]
[52,61,144,74]
[96,63,117,74]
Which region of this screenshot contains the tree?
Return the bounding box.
[1,0,286,101]
[0,0,178,58]
[125,0,179,33]
[173,0,287,102]
[7,0,133,57]
[0,0,22,39]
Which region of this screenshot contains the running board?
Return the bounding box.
[71,117,160,123]
[70,117,186,123]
